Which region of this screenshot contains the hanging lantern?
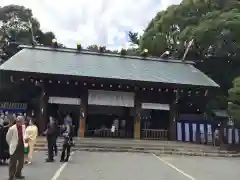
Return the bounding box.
[52,39,58,48]
[77,43,82,51]
[92,84,95,87]
[75,82,78,85]
[204,90,208,96]
[49,80,52,83]
[101,84,103,87]
[58,81,60,84]
[10,76,15,83]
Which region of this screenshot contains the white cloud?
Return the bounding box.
[0,0,181,48]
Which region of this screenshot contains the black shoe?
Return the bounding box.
[60,159,64,162]
[8,177,14,180]
[45,159,54,162]
[64,159,69,162]
[15,175,25,179]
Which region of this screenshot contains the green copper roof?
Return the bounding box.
[0,46,219,87]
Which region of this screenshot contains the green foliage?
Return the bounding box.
[141,0,240,94]
[228,77,240,123]
[0,5,57,63]
[128,31,139,45]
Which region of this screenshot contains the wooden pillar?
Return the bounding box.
[169,90,178,141]
[78,89,88,137]
[134,94,141,139]
[169,103,177,141]
[38,86,48,135]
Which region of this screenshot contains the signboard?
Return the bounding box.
[48,97,81,105]
[88,90,135,107]
[141,103,170,111]
[0,102,27,110]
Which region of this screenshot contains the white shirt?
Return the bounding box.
[6,124,26,155]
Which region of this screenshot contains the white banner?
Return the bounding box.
[141,103,170,110]
[88,90,135,107]
[48,97,81,105]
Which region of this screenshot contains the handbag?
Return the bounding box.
[24,143,29,153]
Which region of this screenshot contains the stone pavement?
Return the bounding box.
[0,151,240,180]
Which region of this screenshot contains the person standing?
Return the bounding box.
[6,116,26,180]
[60,123,73,162]
[45,116,58,162]
[24,118,38,164]
[0,120,10,165]
[53,118,59,156]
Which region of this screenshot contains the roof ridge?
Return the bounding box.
[18,45,194,65]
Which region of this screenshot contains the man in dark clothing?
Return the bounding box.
[53,120,59,156]
[45,117,58,162]
[0,120,10,165]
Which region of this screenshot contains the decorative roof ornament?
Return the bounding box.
[141,49,148,57]
[52,39,58,48]
[77,43,82,51]
[99,45,106,53]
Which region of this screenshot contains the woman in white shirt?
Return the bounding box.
[24,118,38,164]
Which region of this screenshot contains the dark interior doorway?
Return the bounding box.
[86,105,134,138]
[47,103,80,136]
[141,109,170,140]
[141,109,170,129]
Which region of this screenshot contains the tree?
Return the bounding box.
[140,0,240,108]
[128,31,139,46]
[0,5,57,63]
[228,77,240,124]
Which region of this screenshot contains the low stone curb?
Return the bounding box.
[34,147,240,157]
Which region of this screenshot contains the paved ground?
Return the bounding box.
[0,151,240,180]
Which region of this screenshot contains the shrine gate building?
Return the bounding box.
[0,45,219,140]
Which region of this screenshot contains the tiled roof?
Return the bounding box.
[0,45,219,87]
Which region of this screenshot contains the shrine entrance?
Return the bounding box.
[141,103,170,140]
[85,90,135,138]
[47,96,81,136]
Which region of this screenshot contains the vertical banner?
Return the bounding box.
[192,123,197,142]
[177,122,182,141]
[185,123,190,141]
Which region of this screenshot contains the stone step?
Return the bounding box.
[34,147,240,157]
[35,143,229,152]
[35,142,237,154]
[36,140,220,150]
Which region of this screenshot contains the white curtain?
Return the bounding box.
[177,122,182,141]
[88,90,135,107]
[141,103,170,110]
[48,97,81,105]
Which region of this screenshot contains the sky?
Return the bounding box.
[0,0,181,48]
